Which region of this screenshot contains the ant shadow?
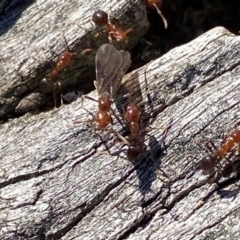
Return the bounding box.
[112,70,169,196]
[213,157,240,199]
[0,0,35,36]
[136,134,169,196]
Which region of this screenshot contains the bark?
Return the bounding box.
[1,1,240,239]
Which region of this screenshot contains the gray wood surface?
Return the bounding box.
[0,26,240,239]
[0,0,148,119]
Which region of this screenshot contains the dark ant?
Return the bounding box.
[114,102,145,161]
[144,0,168,29]
[92,10,132,42]
[200,129,240,174]
[125,103,142,160]
[80,44,131,130]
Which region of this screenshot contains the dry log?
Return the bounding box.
[0,22,240,240]
[0,0,149,119]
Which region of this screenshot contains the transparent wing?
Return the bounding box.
[95,44,131,98]
[110,50,131,97]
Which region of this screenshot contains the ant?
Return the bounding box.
[47,33,73,107]
[49,33,72,82]
[92,10,132,43]
[144,0,168,29]
[200,129,240,174]
[125,103,143,160]
[80,44,131,130]
[114,102,146,161]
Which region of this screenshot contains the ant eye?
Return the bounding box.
[200,156,216,174]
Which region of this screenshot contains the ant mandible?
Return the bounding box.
[92,10,132,43]
[200,128,240,174]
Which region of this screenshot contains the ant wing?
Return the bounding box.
[110,50,131,97]
[95,44,122,96]
[95,44,130,98]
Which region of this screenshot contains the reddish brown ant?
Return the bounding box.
[92,10,132,42]
[124,104,142,160]
[113,102,146,161]
[80,44,131,130]
[200,129,240,174]
[49,33,72,82]
[46,33,73,107]
[144,0,168,29]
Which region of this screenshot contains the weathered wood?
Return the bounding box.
[0,26,240,239]
[0,0,149,119]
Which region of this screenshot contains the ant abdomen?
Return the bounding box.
[95,110,111,130]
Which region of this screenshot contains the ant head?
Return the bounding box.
[200,155,216,174]
[127,145,142,161]
[92,10,108,26]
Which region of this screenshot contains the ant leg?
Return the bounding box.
[108,32,113,44]
[74,106,95,126]
[111,108,124,126]
[52,82,58,110]
[74,95,98,111]
[60,31,70,52]
[112,128,130,145]
[83,95,98,103]
[143,142,166,182]
[205,141,215,153]
[152,3,168,29]
[209,140,221,154]
[60,94,64,107]
[115,143,128,163]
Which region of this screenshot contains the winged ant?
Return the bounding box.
[79,44,131,130]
